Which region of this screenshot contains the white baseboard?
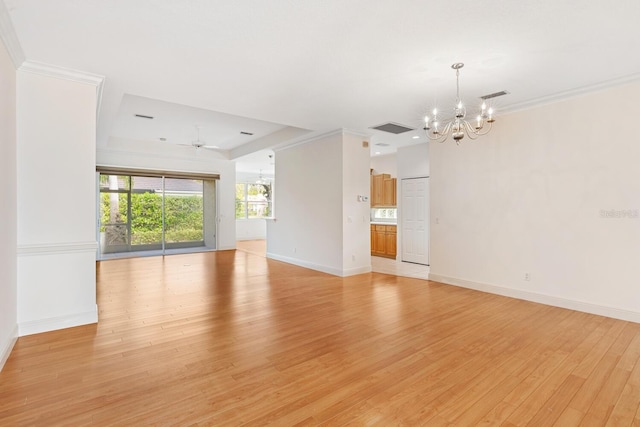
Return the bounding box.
[19,305,98,336]
[267,252,342,276]
[342,265,373,276]
[428,273,640,324]
[0,324,18,372]
[236,236,266,241]
[266,252,370,277]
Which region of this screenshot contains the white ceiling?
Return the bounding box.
[5,0,640,170]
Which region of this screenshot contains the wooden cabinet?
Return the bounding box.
[385,225,397,257]
[383,178,396,206]
[371,173,396,207]
[371,173,389,206]
[371,224,396,258]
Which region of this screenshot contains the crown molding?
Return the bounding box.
[19,60,106,122]
[274,128,372,153]
[501,72,640,115]
[18,60,104,86]
[0,0,25,68]
[273,129,349,153]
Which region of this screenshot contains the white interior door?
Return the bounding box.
[401,177,429,265]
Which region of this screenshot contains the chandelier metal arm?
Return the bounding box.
[424,121,453,143]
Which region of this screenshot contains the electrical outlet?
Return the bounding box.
[524,272,531,281]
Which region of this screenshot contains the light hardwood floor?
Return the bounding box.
[1,249,640,425]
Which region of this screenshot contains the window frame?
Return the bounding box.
[235,182,272,220]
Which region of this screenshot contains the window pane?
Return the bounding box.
[236,201,247,219]
[247,183,271,201]
[99,174,129,191]
[164,178,204,243]
[100,192,129,251]
[248,201,270,218]
[236,183,246,201]
[130,177,163,246]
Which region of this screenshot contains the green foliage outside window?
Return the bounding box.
[235,183,272,219]
[100,192,203,244]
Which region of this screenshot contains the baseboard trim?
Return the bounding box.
[267,252,362,277]
[0,324,18,372]
[342,265,373,276]
[19,305,98,336]
[428,273,640,324]
[236,236,267,241]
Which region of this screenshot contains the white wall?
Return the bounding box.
[267,130,371,276]
[370,153,397,176]
[429,81,640,322]
[17,70,99,335]
[342,132,373,275]
[397,143,429,180]
[0,38,18,369]
[97,137,236,250]
[236,220,266,241]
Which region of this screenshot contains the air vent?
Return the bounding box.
[375,143,390,147]
[134,114,154,119]
[240,131,254,136]
[480,90,510,100]
[370,122,415,135]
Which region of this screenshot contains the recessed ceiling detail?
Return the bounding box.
[370,123,415,135]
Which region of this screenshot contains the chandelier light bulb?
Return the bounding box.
[432,108,438,116]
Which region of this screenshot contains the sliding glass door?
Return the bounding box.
[130,176,164,250]
[99,174,209,255]
[163,178,204,248]
[100,175,130,253]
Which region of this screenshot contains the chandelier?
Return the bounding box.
[423,63,495,144]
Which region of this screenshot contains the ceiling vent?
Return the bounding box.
[240,131,254,136]
[134,114,154,119]
[375,143,390,147]
[370,122,415,134]
[480,90,510,100]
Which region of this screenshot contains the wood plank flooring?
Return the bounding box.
[1,249,640,425]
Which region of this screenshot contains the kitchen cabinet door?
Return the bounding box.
[385,225,397,257]
[383,178,396,206]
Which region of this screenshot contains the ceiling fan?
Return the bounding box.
[179,126,221,151]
